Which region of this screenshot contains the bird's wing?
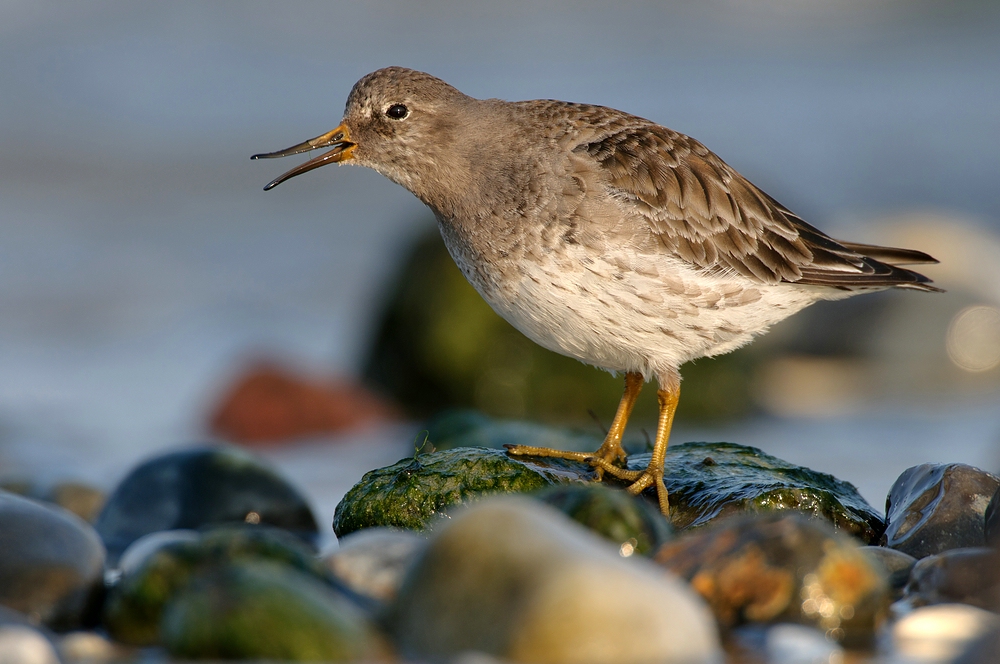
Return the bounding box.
[575,121,938,290]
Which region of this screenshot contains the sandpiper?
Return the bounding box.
[253,67,939,516]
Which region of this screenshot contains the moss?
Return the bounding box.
[333,447,587,537]
[162,561,377,662]
[534,484,673,556]
[104,525,329,646]
[334,417,884,544]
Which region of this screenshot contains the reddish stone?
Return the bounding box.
[209,363,398,445]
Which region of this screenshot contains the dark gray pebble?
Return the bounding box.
[0,491,105,630]
[95,445,318,564]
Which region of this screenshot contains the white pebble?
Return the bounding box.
[891,603,1000,663]
[0,626,59,664]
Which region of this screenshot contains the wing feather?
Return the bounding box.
[574,116,939,291]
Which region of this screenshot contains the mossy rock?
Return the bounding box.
[363,230,759,424]
[333,447,588,537]
[535,484,673,556]
[104,525,331,646]
[633,442,885,544]
[335,417,884,544]
[162,561,379,662]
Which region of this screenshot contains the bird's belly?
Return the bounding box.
[472,247,827,379]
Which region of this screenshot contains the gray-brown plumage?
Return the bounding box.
[253,67,939,515]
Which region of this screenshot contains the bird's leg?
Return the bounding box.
[504,372,643,476]
[589,382,679,517]
[589,371,642,478]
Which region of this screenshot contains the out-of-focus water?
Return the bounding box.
[1,1,998,525]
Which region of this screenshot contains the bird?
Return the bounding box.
[252,67,939,516]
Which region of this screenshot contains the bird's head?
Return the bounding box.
[253,67,479,202]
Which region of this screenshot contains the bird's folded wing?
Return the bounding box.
[576,124,937,290]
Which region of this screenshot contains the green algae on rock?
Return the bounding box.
[534,484,672,556]
[104,525,331,646]
[334,416,883,543]
[430,414,882,542]
[162,561,379,662]
[333,447,587,538]
[630,442,885,543]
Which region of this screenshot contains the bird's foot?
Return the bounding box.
[503,444,593,463]
[588,457,670,517]
[503,440,627,479]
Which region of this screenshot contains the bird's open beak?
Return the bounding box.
[251,124,356,191]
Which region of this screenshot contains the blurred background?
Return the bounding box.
[1,0,999,525]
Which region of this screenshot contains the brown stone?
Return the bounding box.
[903,547,1000,611]
[208,362,397,445]
[656,513,889,645]
[883,463,1000,559]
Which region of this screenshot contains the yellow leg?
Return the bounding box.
[590,384,679,517]
[505,372,643,475]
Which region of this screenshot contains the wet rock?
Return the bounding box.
[363,229,757,424]
[656,513,889,645]
[427,409,610,454]
[104,524,329,646]
[0,491,105,630]
[985,485,1000,548]
[892,604,999,664]
[902,547,1000,611]
[322,528,426,606]
[882,463,1000,559]
[860,546,917,598]
[333,447,584,537]
[208,361,397,445]
[534,484,672,557]
[388,496,721,664]
[114,530,201,577]
[337,417,884,542]
[94,445,318,564]
[162,561,380,662]
[631,442,884,542]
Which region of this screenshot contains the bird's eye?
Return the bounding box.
[385,104,409,120]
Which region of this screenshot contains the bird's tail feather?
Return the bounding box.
[837,241,938,266]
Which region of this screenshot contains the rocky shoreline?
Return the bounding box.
[2,412,999,663]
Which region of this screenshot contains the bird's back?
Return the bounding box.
[500,98,939,293]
